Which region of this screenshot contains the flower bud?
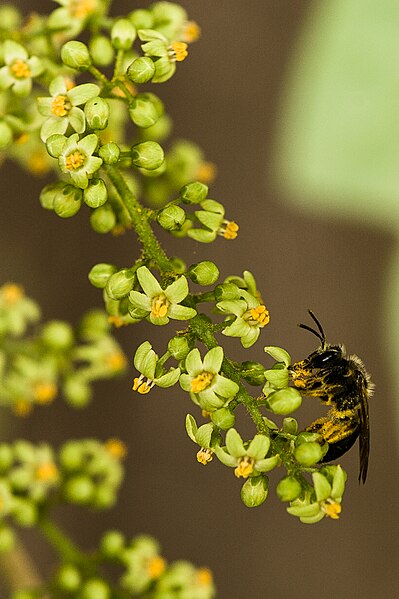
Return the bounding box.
[264,364,289,389]
[168,335,192,360]
[100,530,125,558]
[84,178,108,208]
[266,387,302,415]
[84,97,110,130]
[105,269,136,300]
[53,184,82,218]
[240,361,266,386]
[127,56,155,83]
[283,417,298,435]
[56,564,81,592]
[61,41,92,71]
[0,526,15,554]
[81,579,110,599]
[79,310,109,340]
[129,92,163,128]
[46,134,67,158]
[90,203,116,233]
[64,475,95,504]
[131,141,164,170]
[88,263,118,288]
[241,475,268,508]
[41,320,74,350]
[89,35,114,66]
[40,182,65,210]
[63,376,92,408]
[179,181,208,204]
[188,261,219,286]
[276,475,302,501]
[0,444,13,472]
[92,485,116,509]
[0,5,21,30]
[12,498,38,526]
[295,432,321,445]
[211,407,235,430]
[294,442,324,467]
[111,18,136,50]
[98,142,120,165]
[128,9,153,29]
[0,120,12,149]
[140,113,172,142]
[157,205,186,231]
[214,283,240,302]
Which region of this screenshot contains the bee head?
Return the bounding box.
[306,344,344,369]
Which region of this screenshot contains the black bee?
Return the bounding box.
[290,311,373,483]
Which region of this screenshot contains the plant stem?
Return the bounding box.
[38,517,86,564]
[104,164,174,272]
[0,539,43,593]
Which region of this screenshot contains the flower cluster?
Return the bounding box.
[0,284,126,413]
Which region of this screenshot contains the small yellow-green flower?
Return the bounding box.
[179,346,238,411]
[132,341,181,395]
[37,76,100,141]
[56,133,102,189]
[185,414,221,465]
[287,465,346,524]
[0,40,44,97]
[214,428,279,478]
[129,266,196,326]
[217,289,270,348]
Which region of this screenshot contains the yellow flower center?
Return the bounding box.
[234,455,254,478]
[147,555,166,579]
[151,294,169,319]
[33,382,57,404]
[108,315,125,328]
[104,352,126,371]
[35,462,58,482]
[248,304,270,327]
[170,41,188,62]
[10,59,31,79]
[322,500,342,519]
[27,152,50,175]
[182,21,201,43]
[51,94,71,117]
[196,447,214,465]
[191,371,214,393]
[69,0,97,19]
[132,374,154,394]
[104,438,127,460]
[196,568,213,587]
[220,220,239,240]
[1,283,24,305]
[65,150,85,171]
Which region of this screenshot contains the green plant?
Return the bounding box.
[0,1,350,596]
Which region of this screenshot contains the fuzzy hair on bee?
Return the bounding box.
[290,310,374,483]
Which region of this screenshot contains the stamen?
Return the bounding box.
[219,220,239,240]
[196,568,213,587]
[65,150,85,171]
[132,374,154,394]
[182,21,201,43]
[104,438,127,460]
[249,304,270,327]
[234,455,254,478]
[196,447,214,465]
[151,294,169,319]
[147,556,166,578]
[35,462,58,482]
[191,372,214,393]
[104,352,126,371]
[33,382,57,404]
[51,94,70,117]
[1,283,24,305]
[10,59,31,79]
[70,0,97,19]
[322,500,342,519]
[170,41,188,62]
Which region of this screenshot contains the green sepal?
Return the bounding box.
[264,346,291,367]
[185,414,198,443]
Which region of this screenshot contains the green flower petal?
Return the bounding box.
[247,435,270,460]
[78,133,98,156]
[70,170,89,189]
[222,318,248,338]
[197,389,225,410]
[129,290,152,312]
[63,133,79,154]
[179,373,193,392]
[167,304,196,321]
[187,229,217,243]
[12,78,32,97]
[136,266,163,298]
[134,341,157,379]
[241,328,261,348]
[27,56,44,77]
[85,155,102,175]
[313,472,332,503]
[212,374,239,399]
[0,67,14,89]
[155,367,180,388]
[68,106,86,134]
[195,423,214,448]
[225,428,245,458]
[185,414,198,443]
[299,512,325,524]
[148,313,169,326]
[217,299,247,317]
[287,502,321,518]
[4,40,28,63]
[184,348,203,376]
[214,446,238,468]
[255,454,280,472]
[68,83,100,106]
[49,75,67,96]
[40,117,68,142]
[37,97,53,116]
[203,346,223,374]
[195,210,223,230]
[331,466,346,499]
[164,275,188,303]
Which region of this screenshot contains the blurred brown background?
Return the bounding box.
[1,1,398,597]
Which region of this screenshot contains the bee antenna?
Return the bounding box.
[297,310,326,347]
[307,309,326,344]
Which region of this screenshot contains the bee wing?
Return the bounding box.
[357,374,370,484]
